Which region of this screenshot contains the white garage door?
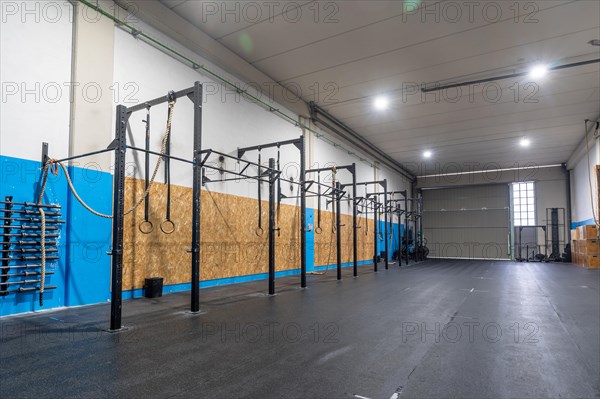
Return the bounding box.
[422,185,511,260]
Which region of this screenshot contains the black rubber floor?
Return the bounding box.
[1,260,599,398]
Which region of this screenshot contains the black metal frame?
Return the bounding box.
[546,208,566,261]
[516,225,549,262]
[397,192,425,265]
[357,179,388,270]
[268,158,276,295]
[386,190,408,266]
[105,82,205,330]
[237,137,307,287]
[33,81,416,329]
[200,150,279,294]
[309,164,357,278]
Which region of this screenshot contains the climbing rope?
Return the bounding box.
[35,162,56,306]
[33,99,175,305]
[39,99,176,219]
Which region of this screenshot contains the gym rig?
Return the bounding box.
[307,164,357,278]
[515,208,569,263]
[22,82,417,330]
[387,192,427,265]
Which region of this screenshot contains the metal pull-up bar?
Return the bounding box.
[106,82,204,331]
[307,163,358,277]
[38,84,204,331]
[236,136,307,288]
[199,149,281,294]
[356,179,389,270]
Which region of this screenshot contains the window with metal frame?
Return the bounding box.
[512,182,535,226]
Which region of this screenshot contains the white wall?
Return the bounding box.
[0,0,73,160]
[109,3,412,213]
[70,0,115,170]
[113,26,301,200]
[0,0,411,215]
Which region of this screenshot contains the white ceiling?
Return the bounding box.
[158,0,599,174]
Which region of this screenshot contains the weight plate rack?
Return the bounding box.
[0,196,61,297]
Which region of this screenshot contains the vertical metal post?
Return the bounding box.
[383,180,389,270]
[336,181,342,280]
[41,142,48,166]
[397,210,402,266]
[351,163,358,277]
[419,195,424,261]
[411,212,415,262]
[518,228,522,260]
[109,105,127,331]
[551,208,559,258]
[268,157,276,295]
[299,136,307,288]
[190,82,202,313]
[405,195,409,266]
[373,201,378,272]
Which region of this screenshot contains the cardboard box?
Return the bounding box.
[583,255,600,269]
[581,239,600,255]
[578,225,598,240]
[572,252,579,265]
[571,229,579,240]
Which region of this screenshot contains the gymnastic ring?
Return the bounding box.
[138,220,154,234]
[315,227,322,235]
[255,227,264,237]
[160,219,176,234]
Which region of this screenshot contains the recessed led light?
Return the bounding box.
[373,96,389,111]
[520,138,531,147]
[423,150,432,158]
[529,64,548,79]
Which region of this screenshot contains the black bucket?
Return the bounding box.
[144,277,163,298]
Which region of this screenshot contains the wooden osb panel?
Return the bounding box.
[314,209,375,266]
[123,177,301,290]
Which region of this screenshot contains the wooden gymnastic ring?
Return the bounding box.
[315,227,322,235]
[138,220,153,234]
[160,219,176,234]
[255,227,264,237]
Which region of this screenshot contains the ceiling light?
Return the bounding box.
[373,96,389,111]
[423,150,432,158]
[529,64,548,79]
[520,138,531,148]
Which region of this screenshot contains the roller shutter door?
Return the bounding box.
[422,185,510,260]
